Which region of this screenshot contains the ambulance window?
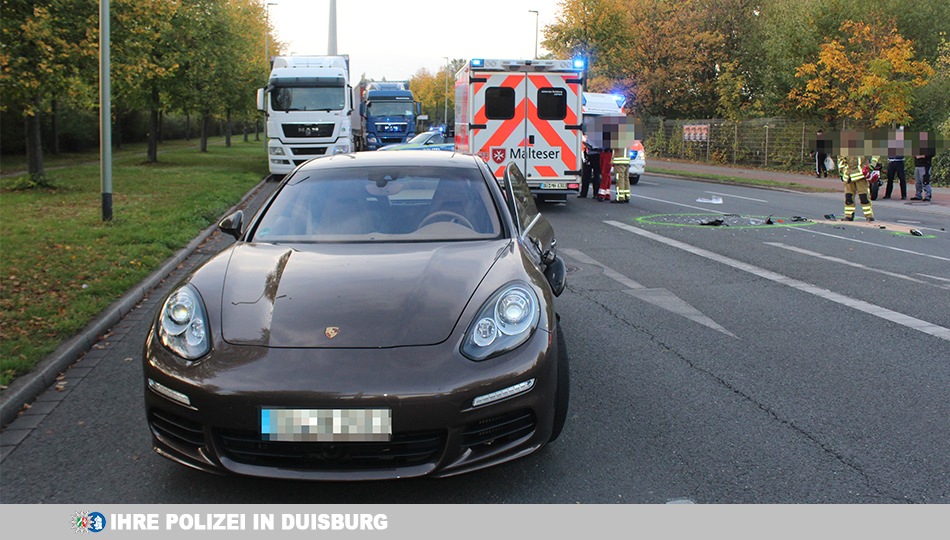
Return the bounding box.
[485,87,515,120]
[537,88,567,120]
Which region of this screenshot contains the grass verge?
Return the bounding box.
[1,137,268,387]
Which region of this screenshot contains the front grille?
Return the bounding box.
[150,410,205,450]
[217,429,445,471]
[291,147,327,156]
[380,137,405,144]
[282,123,335,138]
[461,410,536,451]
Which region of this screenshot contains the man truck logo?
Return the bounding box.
[491,147,507,164]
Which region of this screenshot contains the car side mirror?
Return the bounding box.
[218,210,244,240]
[544,255,566,297]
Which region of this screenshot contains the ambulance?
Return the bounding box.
[455,58,585,202]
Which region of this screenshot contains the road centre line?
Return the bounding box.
[788,227,950,262]
[632,193,729,213]
[705,191,769,203]
[606,220,950,342]
[764,242,943,288]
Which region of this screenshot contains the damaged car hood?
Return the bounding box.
[219,241,508,348]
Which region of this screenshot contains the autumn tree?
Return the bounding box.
[788,19,934,128]
[541,0,632,93]
[409,59,465,128]
[0,0,98,181]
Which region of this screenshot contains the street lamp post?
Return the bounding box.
[528,10,538,59]
[265,2,277,65]
[443,57,449,129]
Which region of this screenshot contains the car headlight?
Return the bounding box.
[269,147,285,156]
[158,284,210,360]
[462,282,540,361]
[333,144,351,154]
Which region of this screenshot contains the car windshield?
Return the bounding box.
[251,165,503,243]
[271,86,345,111]
[407,132,443,145]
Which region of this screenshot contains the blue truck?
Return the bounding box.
[353,81,421,151]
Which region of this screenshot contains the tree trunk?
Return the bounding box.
[243,122,249,142]
[225,107,232,147]
[51,98,60,155]
[186,114,191,140]
[200,111,210,152]
[148,87,160,163]
[25,101,45,178]
[114,113,123,150]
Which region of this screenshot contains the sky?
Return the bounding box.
[266,0,565,81]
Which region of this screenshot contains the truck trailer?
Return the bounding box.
[353,81,421,151]
[454,58,585,202]
[257,55,354,178]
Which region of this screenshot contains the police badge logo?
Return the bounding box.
[491,147,506,164]
[325,327,339,339]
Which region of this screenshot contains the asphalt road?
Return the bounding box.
[1,172,948,504]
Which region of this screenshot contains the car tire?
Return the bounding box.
[629,173,640,185]
[548,319,570,443]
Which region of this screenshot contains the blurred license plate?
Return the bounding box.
[540,182,566,190]
[261,408,392,442]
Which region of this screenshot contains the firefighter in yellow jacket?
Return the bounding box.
[837,154,875,222]
[612,147,631,203]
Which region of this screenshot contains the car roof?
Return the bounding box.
[296,149,474,171]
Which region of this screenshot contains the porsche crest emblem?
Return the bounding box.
[325,327,339,339]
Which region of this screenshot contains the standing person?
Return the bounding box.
[579,137,600,198]
[911,131,935,202]
[611,144,631,203]
[596,147,613,201]
[837,145,875,222]
[815,129,830,178]
[884,128,907,200]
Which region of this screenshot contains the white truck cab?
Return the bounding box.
[257,55,354,178]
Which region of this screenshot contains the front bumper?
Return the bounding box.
[143,328,559,480]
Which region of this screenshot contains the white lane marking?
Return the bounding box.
[631,193,729,213]
[624,288,737,338]
[789,227,950,262]
[561,248,736,338]
[765,242,941,288]
[638,180,660,186]
[561,249,645,290]
[917,273,950,283]
[705,191,769,203]
[607,220,950,342]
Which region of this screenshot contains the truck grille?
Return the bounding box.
[282,123,335,138]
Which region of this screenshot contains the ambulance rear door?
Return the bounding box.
[523,71,582,199]
[468,64,582,199]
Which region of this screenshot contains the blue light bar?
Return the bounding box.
[471,59,484,67]
[573,58,585,69]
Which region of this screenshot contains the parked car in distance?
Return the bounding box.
[377,130,454,151]
[143,151,569,480]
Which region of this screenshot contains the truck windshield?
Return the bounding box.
[369,101,415,116]
[271,87,345,112]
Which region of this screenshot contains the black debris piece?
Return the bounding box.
[700,217,726,226]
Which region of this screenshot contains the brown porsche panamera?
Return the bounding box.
[143,151,569,480]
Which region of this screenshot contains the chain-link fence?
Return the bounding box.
[640,117,823,173]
